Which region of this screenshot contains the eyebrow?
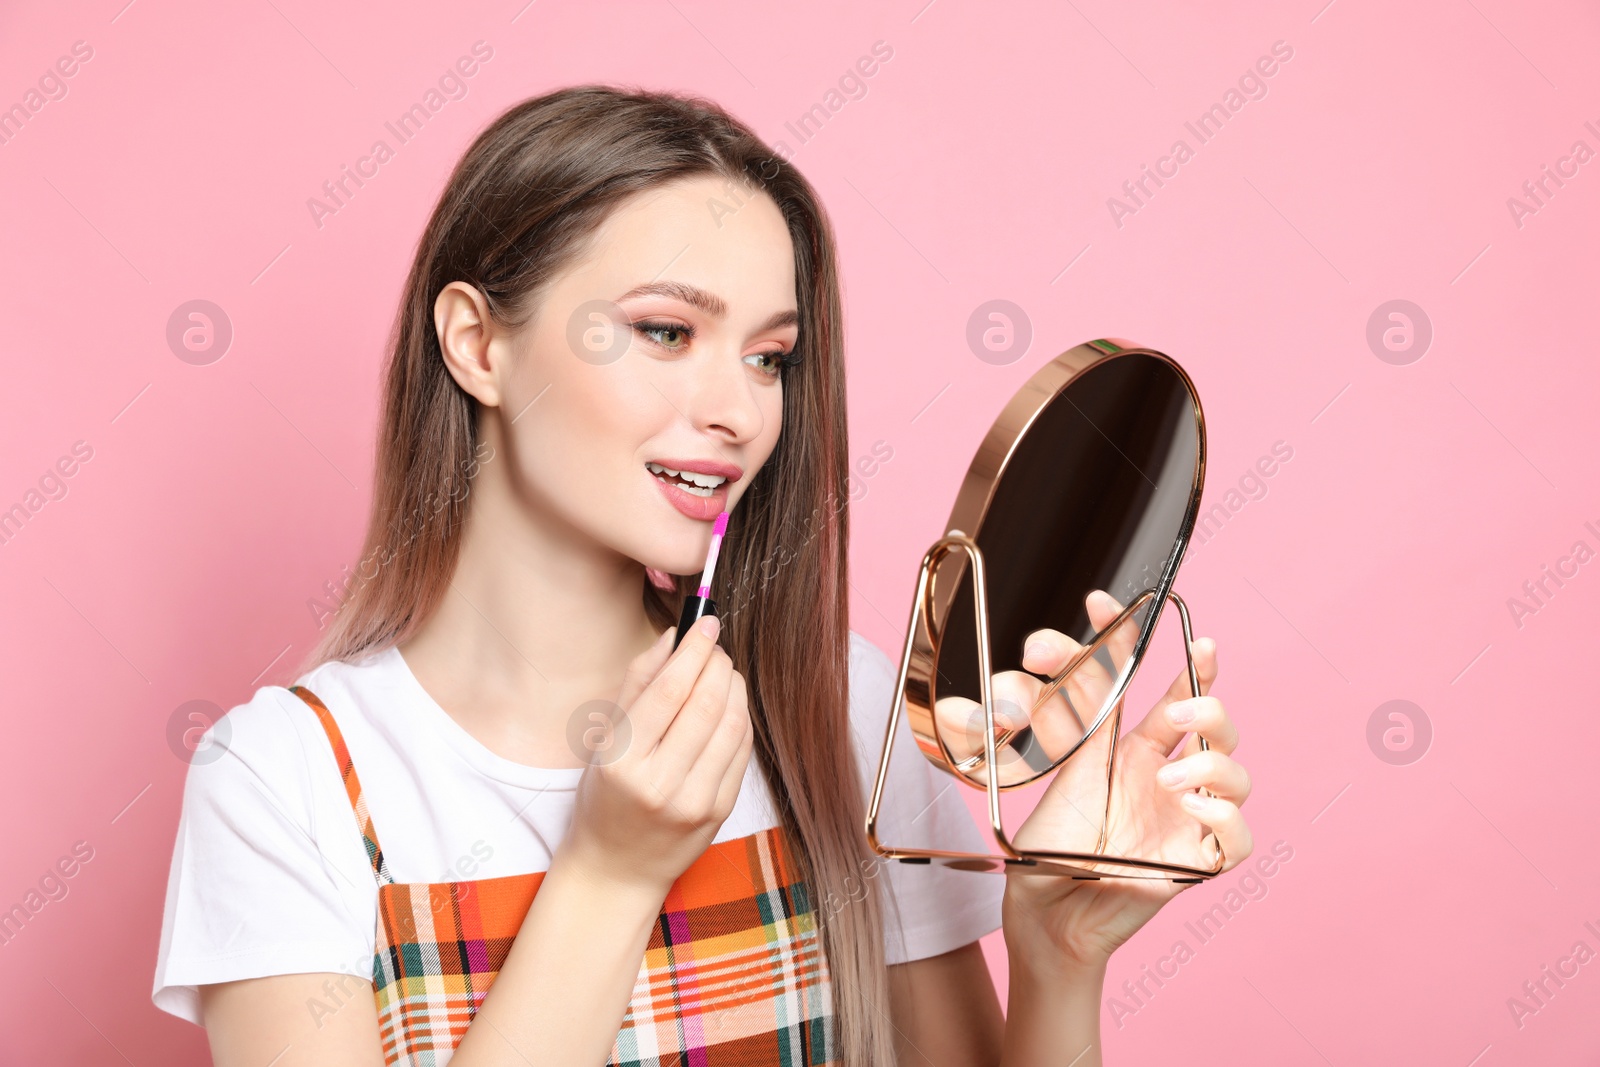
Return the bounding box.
[616,280,799,332]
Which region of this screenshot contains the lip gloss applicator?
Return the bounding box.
[671,509,730,651]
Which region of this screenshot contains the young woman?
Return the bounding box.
[152,86,1253,1066]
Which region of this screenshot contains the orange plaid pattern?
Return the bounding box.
[290,684,835,1065]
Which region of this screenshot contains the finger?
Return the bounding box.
[687,669,750,784]
[934,669,1055,769]
[935,667,1034,735]
[1176,792,1253,873]
[627,616,722,751]
[1174,692,1239,757]
[683,676,753,816]
[647,646,734,786]
[1154,750,1251,805]
[1128,636,1219,755]
[999,666,1093,759]
[935,695,991,765]
[710,714,755,819]
[1022,628,1134,757]
[618,627,676,711]
[1084,589,1139,678]
[1022,629,1106,687]
[1020,630,1116,723]
[1149,696,1239,762]
[1175,693,1240,760]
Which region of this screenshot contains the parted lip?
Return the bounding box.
[646,457,743,482]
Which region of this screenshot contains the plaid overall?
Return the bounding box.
[290,684,837,1066]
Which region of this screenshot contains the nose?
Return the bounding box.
[681,342,768,445]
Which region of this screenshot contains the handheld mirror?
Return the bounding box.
[865,339,1224,881]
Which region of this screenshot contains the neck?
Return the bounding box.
[396,444,660,767]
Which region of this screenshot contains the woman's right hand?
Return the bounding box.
[561,615,754,896]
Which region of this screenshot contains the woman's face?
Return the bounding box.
[452,173,799,577]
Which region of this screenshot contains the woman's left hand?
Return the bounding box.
[933,588,1254,972]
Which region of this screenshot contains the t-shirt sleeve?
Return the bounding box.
[151,685,377,1026]
[848,631,1005,966]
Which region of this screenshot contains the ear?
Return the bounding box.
[435,281,506,408]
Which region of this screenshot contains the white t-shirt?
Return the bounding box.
[152,630,1004,1026]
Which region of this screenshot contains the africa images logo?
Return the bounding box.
[305,41,495,230]
[1106,40,1295,228]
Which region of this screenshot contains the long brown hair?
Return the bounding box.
[299,85,896,1065]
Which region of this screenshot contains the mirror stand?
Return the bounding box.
[864,532,1227,882]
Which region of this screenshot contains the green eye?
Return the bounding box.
[746,350,800,378]
[637,323,691,350]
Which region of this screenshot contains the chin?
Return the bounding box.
[627,534,709,584]
[622,485,744,582]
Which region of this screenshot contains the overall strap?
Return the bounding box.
[289,684,396,887]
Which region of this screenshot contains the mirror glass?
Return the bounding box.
[929,352,1201,789]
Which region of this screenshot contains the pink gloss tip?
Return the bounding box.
[712,511,729,536]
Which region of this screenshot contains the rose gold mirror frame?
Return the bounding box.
[864,339,1225,881]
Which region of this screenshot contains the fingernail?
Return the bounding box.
[697,615,720,638]
[1023,641,1050,664]
[1168,701,1196,725]
[1157,764,1185,787]
[1180,791,1207,812]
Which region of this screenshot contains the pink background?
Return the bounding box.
[3,0,1597,1062]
